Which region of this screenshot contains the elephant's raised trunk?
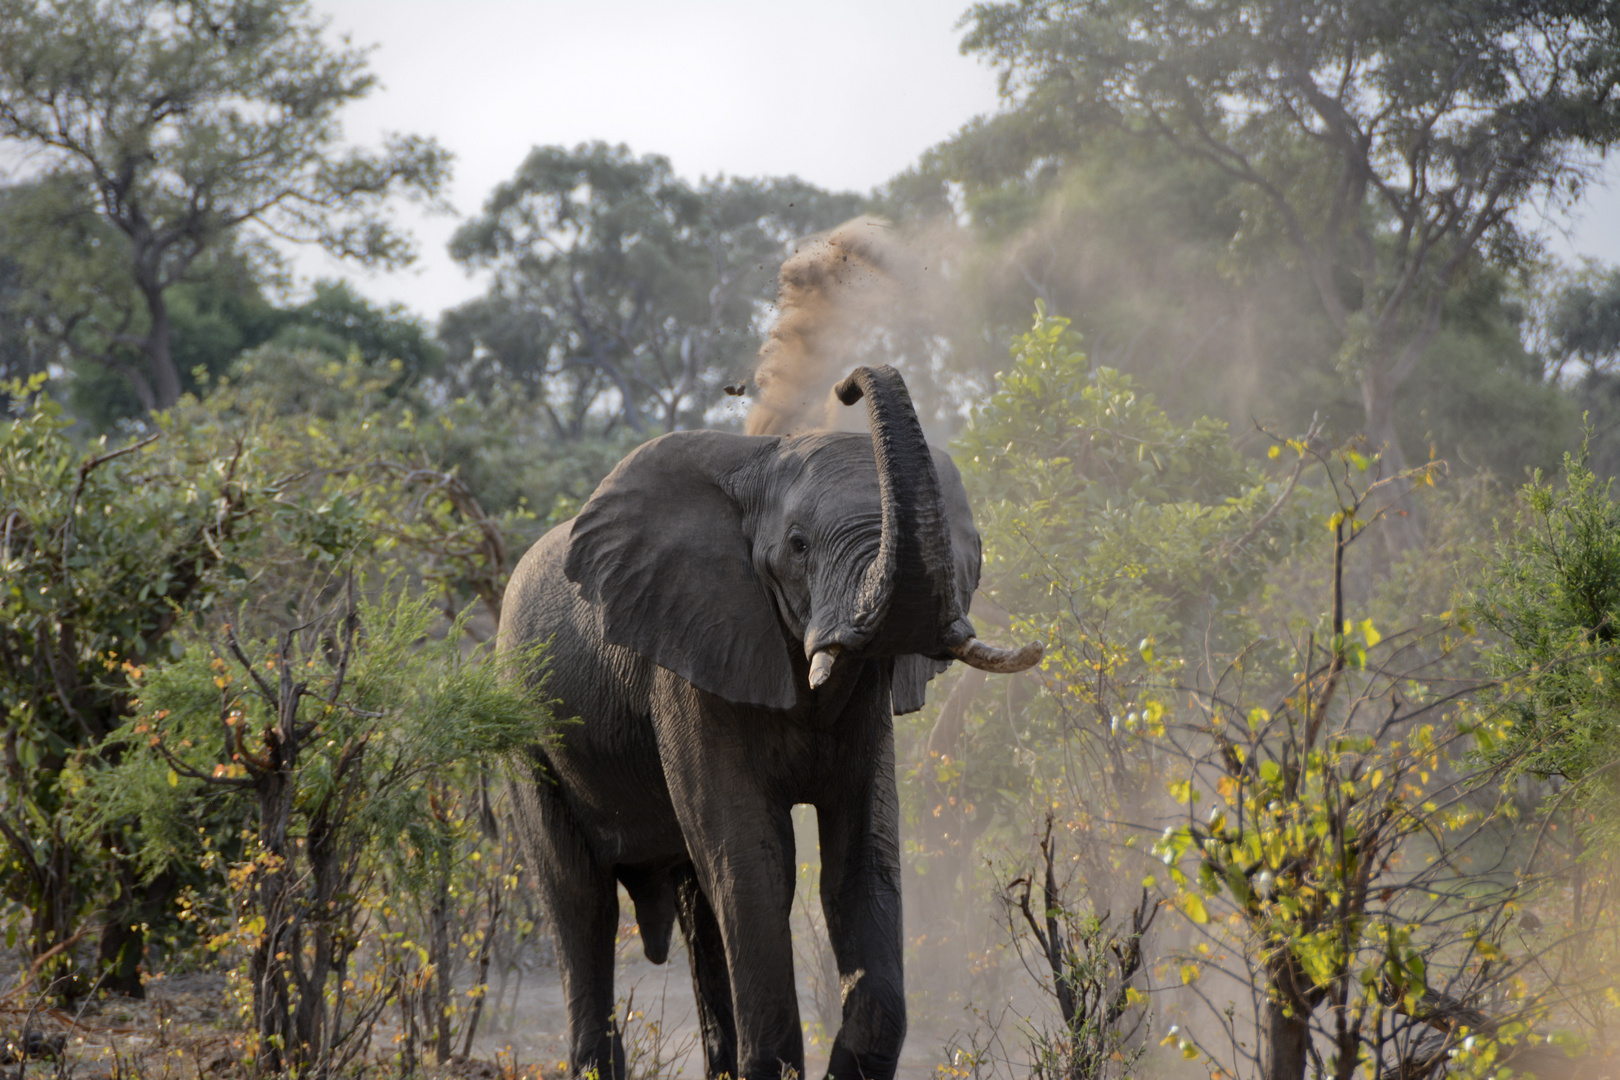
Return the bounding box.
[833,365,963,648]
[805,365,1043,688]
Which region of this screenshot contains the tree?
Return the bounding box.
[962,0,1620,553]
[0,362,534,997]
[1546,264,1620,383]
[275,279,444,387]
[0,0,449,413]
[1541,264,1620,475]
[0,383,259,995]
[901,307,1308,1007]
[443,142,861,438]
[931,313,1595,1080]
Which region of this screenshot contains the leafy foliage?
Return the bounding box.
[78,580,546,1073]
[0,363,546,996]
[0,377,261,990]
[956,305,1308,713]
[954,0,1620,549]
[1547,265,1620,381]
[1476,452,1620,805]
[903,306,1307,1018]
[913,307,1605,1080]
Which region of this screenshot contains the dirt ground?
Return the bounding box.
[1,819,963,1079]
[0,916,957,1080]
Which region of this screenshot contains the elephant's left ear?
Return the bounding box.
[564,431,799,711]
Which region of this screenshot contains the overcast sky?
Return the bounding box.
[297,0,1003,318]
[300,0,1620,322]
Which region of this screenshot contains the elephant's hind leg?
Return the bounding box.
[509,760,626,1080]
[673,863,737,1080]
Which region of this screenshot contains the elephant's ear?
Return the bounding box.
[564,431,797,711]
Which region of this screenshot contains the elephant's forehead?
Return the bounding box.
[776,431,876,476]
[774,433,884,512]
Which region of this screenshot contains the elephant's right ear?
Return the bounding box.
[564,431,798,711]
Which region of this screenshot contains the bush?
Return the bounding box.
[78,578,548,1074]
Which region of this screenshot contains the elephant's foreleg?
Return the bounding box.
[654,685,804,1080]
[673,863,737,1080]
[508,765,626,1080]
[817,739,907,1080]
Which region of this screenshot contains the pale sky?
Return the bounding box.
[297,0,1005,319]
[298,0,1620,322]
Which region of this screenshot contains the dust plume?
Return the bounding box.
[746,216,937,437]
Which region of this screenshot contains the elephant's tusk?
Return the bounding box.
[948,637,1043,674]
[808,645,841,689]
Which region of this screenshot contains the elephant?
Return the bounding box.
[498,365,1041,1080]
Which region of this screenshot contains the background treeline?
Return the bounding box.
[3,0,1620,1078]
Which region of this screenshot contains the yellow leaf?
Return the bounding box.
[1267,445,1281,459]
[1360,618,1382,647]
[167,769,179,788]
[1180,964,1200,984]
[1181,893,1210,924]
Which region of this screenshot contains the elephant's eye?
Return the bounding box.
[788,533,808,556]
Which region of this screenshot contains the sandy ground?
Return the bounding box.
[460,902,955,1079]
[0,960,953,1080]
[0,901,966,1080]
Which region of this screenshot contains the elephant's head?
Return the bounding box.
[563,365,1042,711]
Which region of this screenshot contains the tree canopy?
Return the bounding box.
[960,0,1620,551]
[0,0,449,412]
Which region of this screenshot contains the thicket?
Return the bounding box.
[0,368,562,1073]
[901,310,1620,1080]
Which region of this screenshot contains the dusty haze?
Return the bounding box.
[746,216,949,437]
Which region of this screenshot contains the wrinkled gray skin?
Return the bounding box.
[499,367,1028,1080]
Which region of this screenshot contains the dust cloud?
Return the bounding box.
[746,216,946,437]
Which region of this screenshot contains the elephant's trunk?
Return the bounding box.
[806,365,1043,689]
[833,365,963,649]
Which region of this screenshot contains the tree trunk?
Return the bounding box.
[431,855,454,1064]
[1261,988,1314,1080]
[254,748,297,1074]
[139,282,182,411]
[1360,370,1423,559]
